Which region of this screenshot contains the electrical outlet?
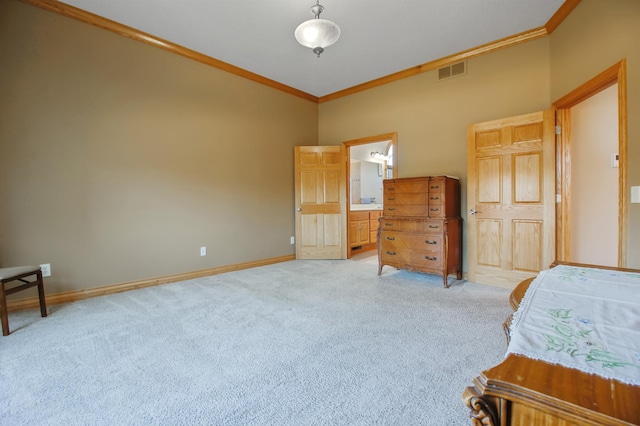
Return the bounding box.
[40,263,51,277]
[290,236,295,245]
[200,247,207,256]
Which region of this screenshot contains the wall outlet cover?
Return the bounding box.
[40,263,51,277]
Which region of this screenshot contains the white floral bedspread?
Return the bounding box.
[507,264,640,386]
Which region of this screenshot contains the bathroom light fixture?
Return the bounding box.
[294,1,341,57]
[370,151,389,161]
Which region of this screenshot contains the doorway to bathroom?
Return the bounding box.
[343,133,398,258]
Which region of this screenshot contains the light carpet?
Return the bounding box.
[0,253,511,425]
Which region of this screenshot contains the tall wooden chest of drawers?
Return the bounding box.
[377,176,462,287]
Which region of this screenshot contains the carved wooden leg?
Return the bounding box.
[502,313,513,346]
[462,386,498,426]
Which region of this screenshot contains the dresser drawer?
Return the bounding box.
[380,231,410,249]
[381,231,443,253]
[380,236,442,268]
[384,181,427,194]
[384,204,428,216]
[412,220,445,233]
[413,234,443,251]
[380,219,398,230]
[381,219,445,233]
[379,245,411,263]
[384,193,427,205]
[427,205,445,218]
[428,178,446,193]
[411,250,443,268]
[427,192,444,205]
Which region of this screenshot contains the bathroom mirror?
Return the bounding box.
[349,140,391,211]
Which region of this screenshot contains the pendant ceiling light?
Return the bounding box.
[294,1,341,57]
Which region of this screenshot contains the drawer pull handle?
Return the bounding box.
[388,207,395,211]
[430,208,439,212]
[428,225,439,229]
[386,251,397,256]
[424,256,438,261]
[430,196,439,200]
[430,185,440,189]
[424,240,437,245]
[388,197,395,201]
[385,223,394,227]
[388,187,395,191]
[386,236,396,241]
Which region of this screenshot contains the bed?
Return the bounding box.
[463,261,640,425]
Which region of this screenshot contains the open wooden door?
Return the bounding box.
[467,110,555,288]
[294,146,347,259]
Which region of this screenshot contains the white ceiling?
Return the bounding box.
[62,0,566,98]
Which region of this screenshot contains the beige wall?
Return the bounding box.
[549,0,640,268]
[0,0,318,296]
[319,38,552,271]
[3,0,638,300]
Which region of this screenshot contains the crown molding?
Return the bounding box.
[317,0,580,102]
[20,0,580,104]
[19,0,320,103]
[318,26,549,103]
[545,0,582,34]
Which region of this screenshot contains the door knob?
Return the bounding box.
[296,208,302,212]
[470,209,478,215]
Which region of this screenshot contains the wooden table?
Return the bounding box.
[463,263,640,426]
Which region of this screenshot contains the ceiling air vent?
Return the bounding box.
[438,61,466,81]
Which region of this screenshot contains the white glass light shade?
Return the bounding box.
[295,19,340,54]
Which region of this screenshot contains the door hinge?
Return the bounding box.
[555,125,562,135]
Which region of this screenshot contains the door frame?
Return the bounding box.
[342,132,398,258]
[553,60,628,267]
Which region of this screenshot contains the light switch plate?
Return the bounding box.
[611,153,619,168]
[631,186,640,203]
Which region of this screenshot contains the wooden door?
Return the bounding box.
[294,146,347,259]
[467,110,555,288]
